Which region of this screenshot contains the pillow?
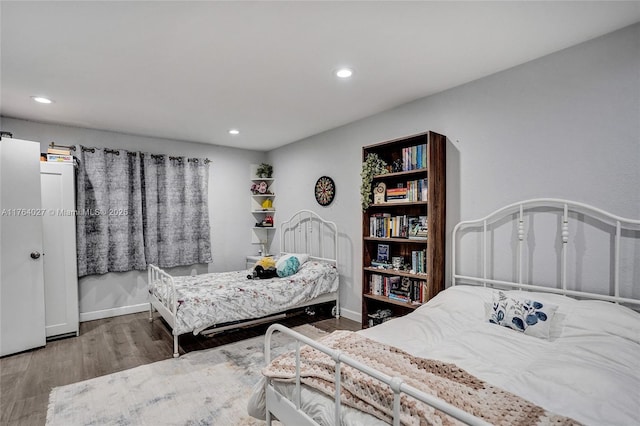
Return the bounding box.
[488,291,559,339]
[276,254,301,277]
[283,252,310,265]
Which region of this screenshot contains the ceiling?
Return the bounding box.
[2,2,639,151]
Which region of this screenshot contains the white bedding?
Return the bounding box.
[252,285,640,425]
[149,260,338,335]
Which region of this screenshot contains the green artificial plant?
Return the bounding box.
[360,153,387,210]
[256,163,273,178]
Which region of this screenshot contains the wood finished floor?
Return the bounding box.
[0,307,360,426]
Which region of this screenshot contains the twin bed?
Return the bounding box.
[147,210,340,357]
[251,199,640,425]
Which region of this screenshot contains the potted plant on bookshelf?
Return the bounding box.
[360,153,387,210]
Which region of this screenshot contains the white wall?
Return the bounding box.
[268,23,640,322]
[1,24,637,323]
[0,117,266,320]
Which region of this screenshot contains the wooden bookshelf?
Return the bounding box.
[361,131,446,328]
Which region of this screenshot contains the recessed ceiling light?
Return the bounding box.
[229,129,240,135]
[335,68,353,78]
[31,96,53,104]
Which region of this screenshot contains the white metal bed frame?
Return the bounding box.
[262,198,640,425]
[148,209,339,358]
[451,198,640,306]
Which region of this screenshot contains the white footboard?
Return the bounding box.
[263,324,489,426]
[148,264,180,357]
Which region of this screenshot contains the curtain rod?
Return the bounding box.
[50,142,76,151]
[80,145,210,163]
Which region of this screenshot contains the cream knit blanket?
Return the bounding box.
[262,331,580,426]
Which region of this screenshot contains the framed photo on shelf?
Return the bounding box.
[377,243,390,263]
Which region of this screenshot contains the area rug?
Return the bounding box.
[46,324,326,426]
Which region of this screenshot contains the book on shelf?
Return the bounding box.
[386,187,408,203]
[376,243,390,263]
[370,213,390,237]
[370,178,427,204]
[413,281,428,304]
[399,279,428,304]
[385,179,428,203]
[388,293,410,303]
[388,276,402,293]
[386,187,407,194]
[369,274,381,295]
[46,154,73,163]
[386,187,407,198]
[408,215,428,239]
[369,274,389,296]
[386,197,408,204]
[369,274,429,304]
[405,179,427,202]
[47,147,71,155]
[401,143,427,171]
[370,260,391,269]
[411,249,427,274]
[415,226,428,238]
[370,214,410,238]
[390,276,411,297]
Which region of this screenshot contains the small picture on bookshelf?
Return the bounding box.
[377,243,390,263]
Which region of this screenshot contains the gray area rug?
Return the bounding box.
[46,324,326,425]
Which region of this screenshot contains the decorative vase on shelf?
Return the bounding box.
[261,199,273,210]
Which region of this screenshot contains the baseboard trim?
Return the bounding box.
[80,303,149,322]
[339,307,360,324]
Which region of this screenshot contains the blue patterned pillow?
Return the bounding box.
[489,291,558,339]
[276,255,301,277]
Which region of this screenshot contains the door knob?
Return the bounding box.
[30,251,41,259]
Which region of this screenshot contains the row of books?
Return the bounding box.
[401,143,428,171]
[385,187,407,201]
[368,273,429,304]
[411,249,427,274]
[384,179,428,203]
[41,146,74,163]
[45,154,74,163]
[369,214,427,239]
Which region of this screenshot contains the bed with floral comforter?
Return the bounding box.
[149,260,338,335]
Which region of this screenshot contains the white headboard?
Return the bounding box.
[452,198,640,306]
[279,209,338,267]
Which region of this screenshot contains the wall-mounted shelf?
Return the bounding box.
[250,165,275,254]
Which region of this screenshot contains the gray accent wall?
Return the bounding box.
[268,23,639,321]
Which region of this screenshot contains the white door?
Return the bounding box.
[0,137,46,356]
[41,162,79,337]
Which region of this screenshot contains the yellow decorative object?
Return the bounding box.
[255,256,275,269]
[261,198,273,210]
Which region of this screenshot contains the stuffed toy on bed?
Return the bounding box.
[247,256,278,279]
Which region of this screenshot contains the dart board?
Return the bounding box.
[314,176,335,206]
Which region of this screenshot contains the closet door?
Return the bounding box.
[0,137,46,356]
[41,162,79,338]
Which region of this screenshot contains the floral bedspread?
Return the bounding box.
[150,261,338,335]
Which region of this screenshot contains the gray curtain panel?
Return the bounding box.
[142,155,212,268]
[76,147,212,277]
[76,148,146,276]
